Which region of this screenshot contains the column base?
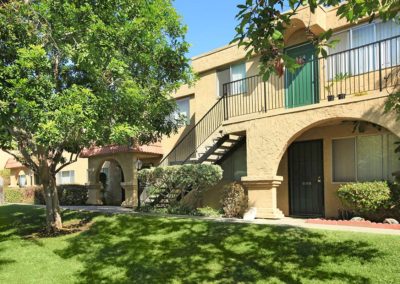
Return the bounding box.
[242,175,284,220]
[120,181,138,208]
[253,207,284,219]
[86,183,103,205]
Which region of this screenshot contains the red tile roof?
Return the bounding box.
[4,158,24,169]
[80,143,163,158]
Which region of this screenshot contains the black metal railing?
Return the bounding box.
[223,34,400,119]
[160,97,224,166]
[161,35,400,165]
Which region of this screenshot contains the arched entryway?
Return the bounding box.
[239,95,400,219]
[275,118,400,218]
[97,160,126,206]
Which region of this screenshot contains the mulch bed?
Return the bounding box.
[306,219,400,230]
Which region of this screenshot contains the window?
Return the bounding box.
[57,170,75,185]
[221,142,247,181]
[217,62,246,97]
[332,134,400,182]
[328,20,400,78]
[18,172,27,187]
[173,97,190,125]
[332,138,356,182]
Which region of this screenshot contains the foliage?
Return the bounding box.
[0,0,192,229]
[233,0,399,80]
[138,164,223,202]
[195,206,222,218]
[35,185,88,206]
[233,1,400,125]
[232,0,399,79]
[324,72,350,96]
[221,182,248,218]
[137,204,222,217]
[4,187,40,204]
[337,181,391,213]
[0,169,11,186]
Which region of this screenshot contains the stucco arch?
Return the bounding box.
[245,96,400,178]
[86,152,138,207]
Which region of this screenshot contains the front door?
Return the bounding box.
[288,140,324,217]
[285,42,319,108]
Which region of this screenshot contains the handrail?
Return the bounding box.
[160,35,400,166]
[160,97,224,165]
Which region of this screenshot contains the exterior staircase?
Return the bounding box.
[140,96,245,208]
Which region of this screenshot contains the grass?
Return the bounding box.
[1,205,400,284]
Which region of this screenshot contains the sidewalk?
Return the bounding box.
[61,205,400,236]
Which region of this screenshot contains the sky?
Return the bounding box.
[173,0,241,58]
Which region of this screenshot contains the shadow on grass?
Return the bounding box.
[55,214,382,283]
[0,204,98,241]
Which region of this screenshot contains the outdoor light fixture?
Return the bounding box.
[136,159,143,170]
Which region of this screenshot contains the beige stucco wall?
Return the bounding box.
[276,122,397,218]
[0,150,88,187]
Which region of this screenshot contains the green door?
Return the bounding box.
[285,43,318,108]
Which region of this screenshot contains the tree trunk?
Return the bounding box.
[40,165,62,233]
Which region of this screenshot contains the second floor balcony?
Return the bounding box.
[222,35,400,120]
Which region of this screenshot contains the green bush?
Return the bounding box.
[4,188,24,203]
[139,164,223,205]
[4,187,40,204]
[195,206,222,218]
[337,181,393,221]
[34,184,88,205]
[221,182,248,218]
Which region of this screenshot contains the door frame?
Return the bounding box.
[284,41,320,108]
[288,139,325,217]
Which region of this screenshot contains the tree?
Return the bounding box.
[0,0,192,232]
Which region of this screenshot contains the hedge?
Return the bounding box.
[35,184,88,206]
[5,184,88,206]
[4,187,40,204]
[337,181,400,221]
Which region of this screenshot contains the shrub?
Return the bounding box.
[58,184,88,205]
[195,206,222,218]
[4,187,41,204]
[221,182,248,218]
[34,184,88,205]
[138,164,223,206]
[337,181,391,215]
[4,188,24,203]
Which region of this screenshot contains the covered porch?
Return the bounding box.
[82,144,162,208]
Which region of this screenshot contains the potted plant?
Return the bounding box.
[325,72,349,101]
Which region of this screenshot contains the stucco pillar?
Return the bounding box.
[120,181,138,208]
[86,182,103,205]
[242,175,284,219]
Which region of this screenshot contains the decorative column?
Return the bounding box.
[86,182,103,205]
[241,175,284,219]
[120,181,138,208]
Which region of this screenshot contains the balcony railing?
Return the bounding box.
[161,35,400,165]
[222,34,400,119]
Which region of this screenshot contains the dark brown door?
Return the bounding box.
[288,140,324,217]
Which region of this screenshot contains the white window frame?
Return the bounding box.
[328,20,400,79]
[57,170,75,185]
[216,62,247,97]
[173,96,191,125]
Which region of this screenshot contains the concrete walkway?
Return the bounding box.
[61,205,400,236]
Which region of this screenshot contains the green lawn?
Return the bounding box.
[0,205,399,284]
